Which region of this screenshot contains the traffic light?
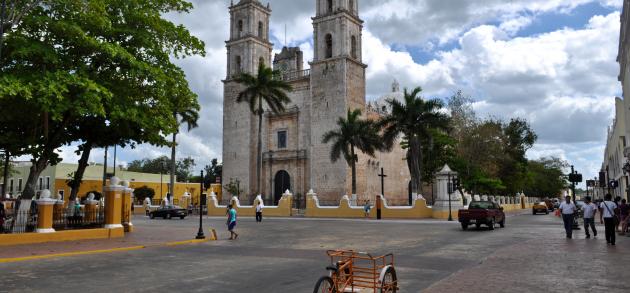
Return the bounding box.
[599,172,606,187]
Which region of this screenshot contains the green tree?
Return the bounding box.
[204,158,222,188]
[0,0,204,199]
[169,90,200,203]
[523,157,568,198]
[379,87,451,195]
[322,109,382,195]
[234,63,292,196]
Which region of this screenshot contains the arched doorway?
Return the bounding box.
[274,170,291,205]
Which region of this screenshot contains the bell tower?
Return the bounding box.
[309,0,367,199]
[223,0,273,197]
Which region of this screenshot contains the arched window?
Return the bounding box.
[238,20,243,36]
[325,34,333,58]
[327,0,333,13]
[259,57,265,67]
[235,55,242,73]
[258,21,264,38]
[351,35,357,59]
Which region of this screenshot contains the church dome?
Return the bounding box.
[368,80,404,115]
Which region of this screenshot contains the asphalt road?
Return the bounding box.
[1,212,629,292]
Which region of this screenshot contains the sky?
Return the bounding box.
[47,0,623,189]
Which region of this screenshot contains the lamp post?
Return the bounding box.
[447,172,454,221]
[195,170,205,239]
[269,151,273,205]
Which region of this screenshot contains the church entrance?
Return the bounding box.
[274,170,291,205]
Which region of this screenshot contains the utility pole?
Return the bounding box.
[102,146,108,193]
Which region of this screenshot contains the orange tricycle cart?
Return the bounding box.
[313,250,398,293]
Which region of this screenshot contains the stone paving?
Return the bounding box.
[0,213,629,292]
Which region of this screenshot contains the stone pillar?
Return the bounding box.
[104,177,124,229]
[36,190,56,233]
[84,198,99,222]
[121,180,134,232]
[432,165,463,219]
[53,198,65,223]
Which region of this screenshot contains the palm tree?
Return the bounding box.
[322,109,382,195]
[234,63,292,198]
[169,94,199,203]
[379,87,450,196]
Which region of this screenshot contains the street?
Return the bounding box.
[1,212,629,292]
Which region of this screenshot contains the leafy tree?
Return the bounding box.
[524,157,568,198]
[234,63,292,196]
[133,185,155,204]
[0,0,204,199]
[127,156,195,182]
[323,109,382,195]
[204,158,222,188]
[379,87,451,196]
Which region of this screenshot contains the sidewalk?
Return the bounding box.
[0,216,204,260]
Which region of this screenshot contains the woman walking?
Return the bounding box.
[600,194,619,246]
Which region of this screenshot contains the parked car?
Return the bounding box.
[458,201,506,230]
[532,202,549,215]
[149,205,187,219]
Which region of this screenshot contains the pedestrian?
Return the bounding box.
[255,200,264,222]
[363,200,371,218]
[619,199,629,235]
[226,204,238,240]
[614,196,622,232]
[600,193,619,246]
[559,195,577,239]
[582,196,598,239]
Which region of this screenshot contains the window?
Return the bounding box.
[9,179,13,193]
[38,177,43,190]
[235,55,242,73]
[351,35,357,59]
[258,21,264,38]
[238,20,243,36]
[327,0,333,13]
[325,34,333,58]
[46,176,50,190]
[18,178,22,192]
[277,131,287,149]
[58,190,64,201]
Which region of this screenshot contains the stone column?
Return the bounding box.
[54,198,65,223]
[104,177,124,229]
[36,190,56,233]
[121,180,134,232]
[84,197,99,223]
[432,165,463,219]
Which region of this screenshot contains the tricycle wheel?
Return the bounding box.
[461,222,468,230]
[313,276,336,293]
[380,266,397,293]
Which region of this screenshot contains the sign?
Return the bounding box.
[609,180,619,189]
[599,172,606,187]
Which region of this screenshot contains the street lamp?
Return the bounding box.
[447,172,458,222]
[195,170,205,239]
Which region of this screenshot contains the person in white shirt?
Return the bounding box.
[599,193,619,245]
[255,199,264,223]
[582,196,597,239]
[559,196,577,239]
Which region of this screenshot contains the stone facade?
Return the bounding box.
[222,0,412,204]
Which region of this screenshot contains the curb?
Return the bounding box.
[0,233,216,264]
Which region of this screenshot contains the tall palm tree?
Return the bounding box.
[234,63,292,198]
[379,87,450,196]
[169,93,199,203]
[322,109,382,195]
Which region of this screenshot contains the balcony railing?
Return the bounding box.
[275,69,310,81]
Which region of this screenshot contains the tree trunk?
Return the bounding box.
[408,136,422,195]
[350,144,356,195]
[69,141,93,201]
[22,155,48,199]
[2,150,9,197]
[170,130,176,203]
[256,98,263,200]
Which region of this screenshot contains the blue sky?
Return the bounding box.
[45,0,623,191]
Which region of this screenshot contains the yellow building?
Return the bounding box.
[4,162,204,206]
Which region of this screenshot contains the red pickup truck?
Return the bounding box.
[458,201,505,230]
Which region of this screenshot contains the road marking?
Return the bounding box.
[0,238,212,264]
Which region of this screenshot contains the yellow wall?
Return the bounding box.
[0,227,124,246]
[207,194,293,217]
[54,179,202,206]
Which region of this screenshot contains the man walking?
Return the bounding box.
[582,196,597,239]
[255,199,263,223]
[559,195,577,239]
[227,204,238,240]
[600,194,618,245]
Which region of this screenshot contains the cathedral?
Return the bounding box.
[222,0,412,205]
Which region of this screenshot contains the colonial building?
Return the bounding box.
[222,0,412,204]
